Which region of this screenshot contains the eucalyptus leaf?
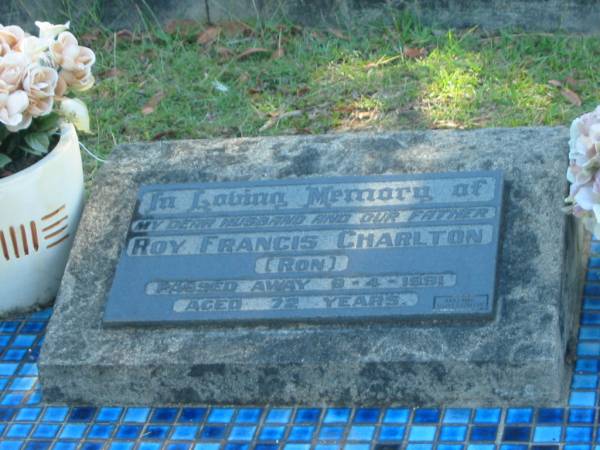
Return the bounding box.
[33,113,60,133]
[24,132,51,156]
[0,153,11,169]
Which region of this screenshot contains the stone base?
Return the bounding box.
[39,127,587,405]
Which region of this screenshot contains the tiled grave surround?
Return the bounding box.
[0,240,599,449]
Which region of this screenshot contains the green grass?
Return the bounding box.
[72,14,600,176]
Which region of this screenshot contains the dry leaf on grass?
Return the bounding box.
[80,29,101,45]
[259,110,303,131]
[216,46,234,58]
[221,21,254,36]
[565,76,581,87]
[236,48,270,60]
[271,47,285,59]
[197,26,221,45]
[100,68,123,79]
[141,91,166,115]
[561,88,582,106]
[548,79,563,87]
[116,29,135,40]
[165,19,201,36]
[403,47,427,59]
[152,130,177,140]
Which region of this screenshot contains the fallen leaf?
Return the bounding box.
[100,68,123,79]
[403,47,427,59]
[259,110,303,131]
[565,76,581,87]
[236,47,270,60]
[152,130,177,140]
[216,46,234,58]
[548,79,563,88]
[221,21,254,36]
[271,47,285,59]
[328,28,349,40]
[197,26,221,45]
[116,29,135,41]
[561,87,582,106]
[80,29,101,45]
[165,19,201,36]
[296,86,310,96]
[141,91,165,115]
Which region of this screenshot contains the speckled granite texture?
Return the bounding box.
[39,128,587,405]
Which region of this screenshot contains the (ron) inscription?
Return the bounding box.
[103,171,504,325]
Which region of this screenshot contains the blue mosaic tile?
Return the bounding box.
[123,407,150,423]
[295,408,321,423]
[258,425,285,441]
[288,425,314,441]
[144,424,170,439]
[383,408,410,423]
[443,408,471,423]
[503,426,531,442]
[116,424,142,439]
[570,391,597,407]
[229,425,256,441]
[179,407,206,423]
[408,425,437,441]
[150,407,178,423]
[413,408,440,423]
[266,408,291,423]
[473,408,501,424]
[348,425,375,441]
[323,408,351,423]
[67,407,96,422]
[96,407,122,422]
[439,425,467,441]
[319,425,344,440]
[207,408,234,423]
[236,408,262,423]
[354,408,380,423]
[533,426,562,443]
[470,426,498,441]
[569,409,595,423]
[171,425,198,440]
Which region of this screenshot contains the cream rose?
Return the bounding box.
[35,21,70,40]
[0,90,30,131]
[60,68,95,92]
[23,65,58,117]
[50,32,95,73]
[0,51,29,93]
[0,25,26,57]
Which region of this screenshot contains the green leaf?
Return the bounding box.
[0,153,11,169]
[32,113,60,133]
[24,132,50,156]
[0,125,9,143]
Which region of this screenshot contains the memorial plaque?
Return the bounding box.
[103,171,504,325]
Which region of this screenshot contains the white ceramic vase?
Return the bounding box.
[0,123,84,315]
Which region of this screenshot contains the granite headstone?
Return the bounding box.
[39,128,587,405]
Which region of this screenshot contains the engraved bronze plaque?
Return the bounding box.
[103,171,504,325]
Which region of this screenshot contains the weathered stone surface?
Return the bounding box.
[39,127,587,405]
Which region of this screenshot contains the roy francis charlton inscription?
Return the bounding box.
[103,171,504,325]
